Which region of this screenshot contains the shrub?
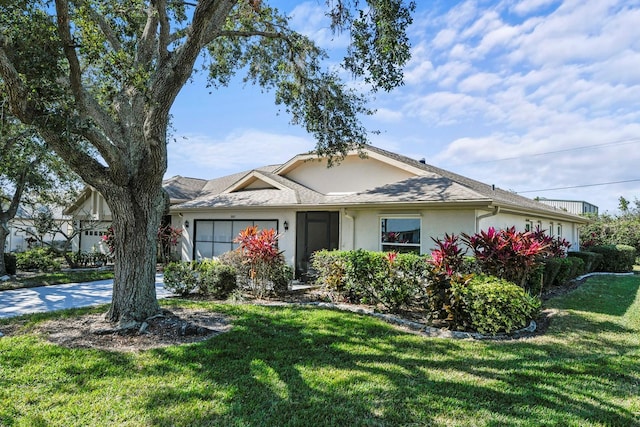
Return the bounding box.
[234,226,285,297]
[568,251,602,273]
[425,234,468,324]
[15,248,61,272]
[312,249,428,310]
[589,245,636,273]
[163,261,198,296]
[567,256,585,279]
[3,253,17,275]
[269,262,294,295]
[311,250,350,293]
[542,257,564,289]
[462,227,549,288]
[453,274,540,335]
[197,260,238,298]
[218,249,251,288]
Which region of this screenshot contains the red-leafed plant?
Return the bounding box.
[461,226,549,288]
[425,233,473,328]
[234,226,286,297]
[530,226,571,258]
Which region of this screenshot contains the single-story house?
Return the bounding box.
[65,145,589,278]
[4,206,71,253]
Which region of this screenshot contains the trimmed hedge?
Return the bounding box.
[198,260,238,298]
[3,253,17,275]
[588,245,636,273]
[453,274,540,335]
[15,248,61,272]
[567,251,603,273]
[312,249,429,312]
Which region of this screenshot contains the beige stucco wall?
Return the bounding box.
[479,211,581,251]
[345,208,476,255]
[176,206,584,271]
[177,208,297,266]
[284,156,415,194]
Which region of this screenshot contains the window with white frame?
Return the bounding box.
[525,220,533,232]
[380,217,421,253]
[557,224,562,237]
[194,219,278,259]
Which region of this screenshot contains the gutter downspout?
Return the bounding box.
[475,206,500,233]
[343,209,355,250]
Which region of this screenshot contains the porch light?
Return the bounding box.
[184,220,189,229]
[283,220,289,231]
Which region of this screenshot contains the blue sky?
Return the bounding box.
[167,0,640,214]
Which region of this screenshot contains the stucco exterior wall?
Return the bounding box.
[339,208,476,255]
[284,156,415,194]
[479,211,581,251]
[177,208,297,266]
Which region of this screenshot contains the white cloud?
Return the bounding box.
[457,72,503,93]
[374,108,404,122]
[511,0,560,16]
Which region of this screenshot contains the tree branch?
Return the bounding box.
[137,1,159,68]
[54,0,123,169]
[77,0,123,52]
[156,0,171,66]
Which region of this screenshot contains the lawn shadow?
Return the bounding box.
[142,304,640,426]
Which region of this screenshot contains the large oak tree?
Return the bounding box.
[0,0,414,326]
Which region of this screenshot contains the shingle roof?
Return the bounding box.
[169,145,587,222]
[362,145,580,218]
[163,176,208,202]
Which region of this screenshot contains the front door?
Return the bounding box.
[295,211,339,280]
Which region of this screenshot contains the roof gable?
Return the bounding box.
[222,170,289,193]
[275,149,419,194]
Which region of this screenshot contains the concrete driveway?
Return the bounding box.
[0,274,173,319]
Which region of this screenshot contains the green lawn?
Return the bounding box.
[0,269,115,291]
[1,275,639,426]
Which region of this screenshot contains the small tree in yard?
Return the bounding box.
[0,112,80,275]
[234,226,285,298]
[0,0,415,326]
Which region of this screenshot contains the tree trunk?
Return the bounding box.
[0,221,9,275]
[103,181,165,326]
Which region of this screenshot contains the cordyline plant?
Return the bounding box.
[461,227,549,287]
[234,225,283,298]
[426,234,472,328]
[531,226,572,257]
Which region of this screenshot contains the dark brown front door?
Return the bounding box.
[295,211,339,280]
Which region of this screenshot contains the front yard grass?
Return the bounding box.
[0,269,115,291]
[1,274,639,426]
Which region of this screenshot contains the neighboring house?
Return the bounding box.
[536,198,599,216]
[65,146,589,278]
[5,206,71,252]
[64,177,208,254]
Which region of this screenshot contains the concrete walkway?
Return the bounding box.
[0,274,173,319]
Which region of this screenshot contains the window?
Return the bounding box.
[557,224,562,237]
[380,217,420,253]
[525,220,533,232]
[194,219,278,260]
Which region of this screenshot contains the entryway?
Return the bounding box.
[295,211,339,280]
